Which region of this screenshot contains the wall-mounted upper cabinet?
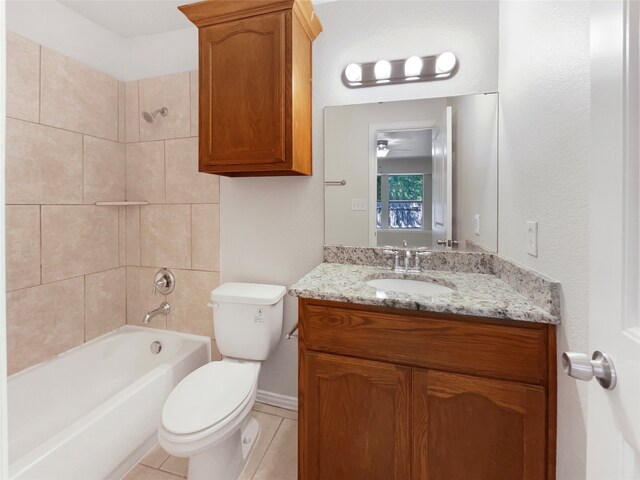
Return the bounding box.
[179,0,322,177]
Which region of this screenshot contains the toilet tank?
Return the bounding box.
[210,283,286,361]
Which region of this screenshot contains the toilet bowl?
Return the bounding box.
[158,283,286,480]
[158,359,261,480]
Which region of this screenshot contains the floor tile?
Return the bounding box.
[160,456,188,478]
[253,402,298,421]
[239,412,283,480]
[140,444,170,469]
[123,464,183,480]
[251,419,298,480]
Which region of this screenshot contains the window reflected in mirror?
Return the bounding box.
[324,94,498,252]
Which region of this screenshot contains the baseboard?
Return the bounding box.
[256,389,298,412]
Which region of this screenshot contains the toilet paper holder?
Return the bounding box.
[286,323,298,340]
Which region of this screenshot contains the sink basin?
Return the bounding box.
[366,278,453,296]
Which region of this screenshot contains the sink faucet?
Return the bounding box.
[143,302,170,324]
[384,244,430,273]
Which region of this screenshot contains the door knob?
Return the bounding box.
[562,350,617,390]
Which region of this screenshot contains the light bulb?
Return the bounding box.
[374,60,392,80]
[435,52,457,74]
[404,56,423,77]
[344,63,362,83]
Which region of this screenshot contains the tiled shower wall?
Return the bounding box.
[123,69,221,351]
[5,33,221,374]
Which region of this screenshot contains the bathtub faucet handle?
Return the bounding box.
[153,268,175,296]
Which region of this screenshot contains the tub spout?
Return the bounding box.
[143,302,170,324]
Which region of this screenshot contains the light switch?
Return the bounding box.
[351,199,367,211]
[474,214,480,235]
[527,221,538,257]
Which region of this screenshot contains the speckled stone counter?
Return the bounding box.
[289,247,561,324]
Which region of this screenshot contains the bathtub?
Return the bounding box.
[8,325,210,480]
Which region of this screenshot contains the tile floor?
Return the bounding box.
[124,403,298,480]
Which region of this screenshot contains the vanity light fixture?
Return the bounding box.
[342,52,458,88]
[377,140,390,158]
[374,60,392,82]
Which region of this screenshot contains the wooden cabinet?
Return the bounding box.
[301,352,411,480]
[179,0,322,177]
[413,370,546,480]
[298,298,557,480]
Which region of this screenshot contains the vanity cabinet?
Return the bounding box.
[298,298,557,480]
[179,0,322,177]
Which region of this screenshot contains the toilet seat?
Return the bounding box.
[162,361,256,436]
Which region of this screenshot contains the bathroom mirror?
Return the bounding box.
[324,93,498,252]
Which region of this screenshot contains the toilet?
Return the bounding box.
[158,282,286,480]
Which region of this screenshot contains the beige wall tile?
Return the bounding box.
[191,204,220,272]
[211,340,222,361]
[85,267,126,341]
[126,141,165,204]
[252,419,298,480]
[167,269,219,338]
[7,32,40,122]
[118,82,126,143]
[41,47,118,141]
[7,277,84,374]
[139,72,190,141]
[41,206,119,283]
[119,207,127,266]
[127,266,167,329]
[6,118,83,204]
[190,71,198,137]
[140,205,191,269]
[126,81,140,143]
[83,136,125,204]
[6,206,41,291]
[165,137,219,204]
[239,412,283,480]
[126,206,141,265]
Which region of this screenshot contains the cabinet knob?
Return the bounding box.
[562,350,617,390]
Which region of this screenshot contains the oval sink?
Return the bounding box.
[366,278,453,296]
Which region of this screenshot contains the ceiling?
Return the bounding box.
[59,0,337,39]
[378,129,432,159]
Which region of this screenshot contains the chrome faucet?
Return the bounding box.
[143,302,170,324]
[384,241,431,273]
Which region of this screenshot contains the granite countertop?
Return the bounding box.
[289,262,560,324]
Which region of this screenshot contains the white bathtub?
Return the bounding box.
[8,325,210,480]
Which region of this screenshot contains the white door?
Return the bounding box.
[582,1,640,478]
[431,106,452,247]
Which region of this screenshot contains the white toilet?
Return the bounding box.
[158,282,286,480]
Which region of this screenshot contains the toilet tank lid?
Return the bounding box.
[210,282,287,305]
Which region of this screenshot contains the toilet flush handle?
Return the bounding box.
[207,302,219,310]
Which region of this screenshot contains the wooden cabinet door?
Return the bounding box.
[413,369,547,480]
[199,12,287,168]
[300,351,411,480]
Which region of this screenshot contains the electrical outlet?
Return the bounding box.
[474,214,480,235]
[351,199,367,211]
[527,221,538,257]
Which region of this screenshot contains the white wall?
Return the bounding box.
[221,0,499,398]
[498,2,590,478]
[324,98,444,246]
[6,1,197,81]
[449,93,498,251]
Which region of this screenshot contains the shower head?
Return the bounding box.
[142,107,169,123]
